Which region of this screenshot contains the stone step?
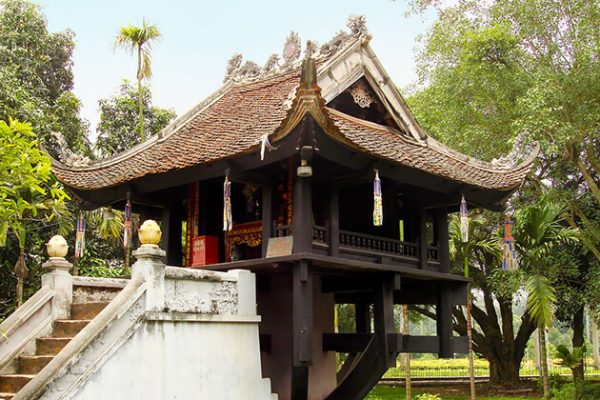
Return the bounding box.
[18,355,54,375]
[52,320,91,338]
[0,391,14,399]
[70,302,110,320]
[0,375,34,393]
[36,337,71,356]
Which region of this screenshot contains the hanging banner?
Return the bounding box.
[75,212,85,258]
[123,199,132,249]
[460,195,469,243]
[373,169,383,226]
[223,175,233,232]
[502,215,518,271]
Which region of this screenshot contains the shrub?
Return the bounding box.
[415,394,441,400]
[550,382,600,400]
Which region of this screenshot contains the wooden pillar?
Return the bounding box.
[262,185,272,257]
[292,165,313,254]
[328,187,340,257]
[162,204,183,267]
[434,208,450,273]
[436,283,453,358]
[355,303,370,333]
[419,208,428,269]
[292,260,313,400]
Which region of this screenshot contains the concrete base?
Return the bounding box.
[73,318,274,400]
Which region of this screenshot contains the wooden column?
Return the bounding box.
[355,303,370,333]
[373,274,395,366]
[292,260,313,400]
[328,187,340,257]
[419,208,428,269]
[292,166,313,254]
[162,204,183,267]
[434,208,450,273]
[262,185,272,257]
[436,283,453,358]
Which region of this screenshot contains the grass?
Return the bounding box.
[366,386,537,400]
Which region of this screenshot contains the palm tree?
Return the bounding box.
[515,198,579,398]
[114,20,161,141]
[450,213,501,400]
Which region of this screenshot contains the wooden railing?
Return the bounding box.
[426,246,439,262]
[313,225,328,244]
[268,222,439,264]
[339,230,420,259]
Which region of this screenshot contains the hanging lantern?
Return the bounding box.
[460,195,469,243]
[75,212,85,258]
[123,199,132,249]
[223,175,233,232]
[502,215,518,271]
[373,169,383,227]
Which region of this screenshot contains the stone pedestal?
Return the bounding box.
[132,246,166,311]
[42,257,73,320]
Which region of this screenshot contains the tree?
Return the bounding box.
[95,80,176,156]
[408,0,600,261]
[0,0,90,156]
[515,198,578,397]
[114,20,161,141]
[0,119,70,305]
[407,0,600,385]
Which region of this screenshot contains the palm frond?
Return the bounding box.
[525,274,556,328]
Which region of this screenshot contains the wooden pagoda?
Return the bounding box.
[51,17,537,400]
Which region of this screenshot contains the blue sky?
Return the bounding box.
[34,0,435,140]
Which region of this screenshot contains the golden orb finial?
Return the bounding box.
[46,235,69,258]
[138,220,162,248]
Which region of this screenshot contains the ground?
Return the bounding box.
[366,384,540,399]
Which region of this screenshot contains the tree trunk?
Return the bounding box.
[592,309,600,369]
[137,46,145,141]
[402,305,411,400]
[488,357,520,386]
[534,329,541,374]
[466,288,476,400]
[539,328,550,399]
[572,307,585,381]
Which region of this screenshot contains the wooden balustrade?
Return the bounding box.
[268,222,439,265]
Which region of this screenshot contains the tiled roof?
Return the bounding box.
[52,67,535,192]
[326,109,535,190]
[52,71,301,190]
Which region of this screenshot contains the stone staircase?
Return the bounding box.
[0,278,123,400]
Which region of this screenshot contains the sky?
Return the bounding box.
[34,0,436,141]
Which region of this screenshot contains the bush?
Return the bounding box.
[415,394,441,400]
[550,382,600,400]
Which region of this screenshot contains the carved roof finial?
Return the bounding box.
[282,31,301,66]
[224,53,243,83]
[347,15,368,38]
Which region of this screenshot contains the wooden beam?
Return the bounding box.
[434,208,450,273]
[373,274,396,368]
[292,159,313,254]
[419,208,428,270]
[291,366,309,400]
[262,184,272,257]
[322,333,372,353]
[329,186,340,257]
[436,283,453,358]
[293,260,313,366]
[323,333,468,355]
[355,303,370,333]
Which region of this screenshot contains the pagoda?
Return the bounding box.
[51,16,537,400]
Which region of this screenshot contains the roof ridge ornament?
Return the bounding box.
[491,132,537,168]
[223,15,370,84]
[51,131,91,167]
